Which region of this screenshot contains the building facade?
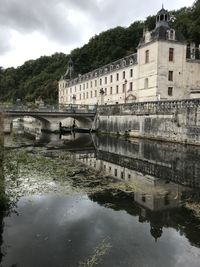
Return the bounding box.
[59,7,200,106]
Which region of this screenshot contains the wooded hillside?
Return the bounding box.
[0,0,200,104]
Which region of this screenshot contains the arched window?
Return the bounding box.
[168,29,175,40]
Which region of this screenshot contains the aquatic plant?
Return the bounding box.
[79,238,112,267]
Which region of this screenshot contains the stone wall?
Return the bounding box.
[96,99,200,145]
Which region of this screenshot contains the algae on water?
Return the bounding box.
[79,238,112,267]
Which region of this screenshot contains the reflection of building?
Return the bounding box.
[71,136,200,243]
[59,7,200,105]
[94,135,200,188]
[75,151,191,210]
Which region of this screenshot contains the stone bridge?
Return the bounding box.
[0,104,97,133]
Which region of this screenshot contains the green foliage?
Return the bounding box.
[0,1,200,104]
[0,53,68,104]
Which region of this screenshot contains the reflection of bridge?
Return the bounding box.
[1,105,97,133]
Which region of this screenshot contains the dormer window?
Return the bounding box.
[122,60,126,67]
[168,29,175,40]
[191,48,195,59]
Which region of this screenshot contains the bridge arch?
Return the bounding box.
[4,114,51,133]
[59,116,93,129]
[3,107,96,133]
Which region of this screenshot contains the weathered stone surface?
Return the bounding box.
[96,99,200,145]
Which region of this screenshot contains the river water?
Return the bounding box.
[0,132,200,267]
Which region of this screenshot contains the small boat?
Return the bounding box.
[60,126,96,134]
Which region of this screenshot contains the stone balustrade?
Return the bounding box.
[98,99,200,116]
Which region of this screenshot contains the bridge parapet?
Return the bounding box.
[0,104,97,114]
[0,104,97,133]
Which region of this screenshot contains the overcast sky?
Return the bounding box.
[0,0,195,68]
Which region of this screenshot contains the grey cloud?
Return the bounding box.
[86,0,162,29]
[0,28,12,54]
[0,0,100,45]
[0,0,193,58]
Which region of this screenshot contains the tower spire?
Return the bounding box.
[156,6,169,28]
[64,58,74,80]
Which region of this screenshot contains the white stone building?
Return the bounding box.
[58,7,200,106]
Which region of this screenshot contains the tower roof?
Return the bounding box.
[138,7,186,47]
[156,6,169,28]
[64,58,74,80]
[157,6,168,16]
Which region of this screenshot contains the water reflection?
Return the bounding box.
[1,131,200,266]
[93,135,200,188]
[1,195,200,267]
[68,134,200,245]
